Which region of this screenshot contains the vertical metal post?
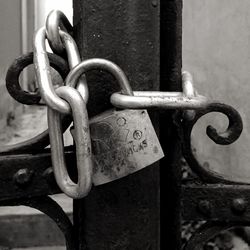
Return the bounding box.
[73,0,182,249]
[160,1,182,249]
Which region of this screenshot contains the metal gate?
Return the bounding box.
[0,0,246,249]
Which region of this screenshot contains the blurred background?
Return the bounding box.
[0,1,72,250]
[0,0,249,249]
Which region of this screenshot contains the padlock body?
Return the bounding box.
[90,109,164,185]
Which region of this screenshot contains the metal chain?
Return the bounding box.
[46,10,89,102]
[48,86,92,199]
[110,71,209,110]
[33,11,88,114]
[33,11,93,198]
[65,58,134,95]
[45,10,73,55]
[5,9,210,198]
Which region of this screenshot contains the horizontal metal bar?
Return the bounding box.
[0,150,76,201]
[182,184,250,222]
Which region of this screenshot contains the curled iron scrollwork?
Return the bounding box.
[0,196,76,250]
[183,221,250,250]
[178,102,243,184]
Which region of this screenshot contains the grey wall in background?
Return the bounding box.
[183,0,250,181]
[0,1,248,180]
[0,1,22,129]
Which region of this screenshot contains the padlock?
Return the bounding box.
[67,58,164,185]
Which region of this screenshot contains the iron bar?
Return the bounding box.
[160,0,183,249]
[73,0,160,248]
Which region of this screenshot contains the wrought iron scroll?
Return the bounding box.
[0,196,76,250]
[2,52,71,154]
[183,221,250,250]
[179,102,243,184]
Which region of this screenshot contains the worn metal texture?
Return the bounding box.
[160,0,183,249]
[6,52,69,105]
[73,0,159,117]
[73,0,160,249]
[0,150,76,201]
[183,221,250,250]
[179,102,243,184]
[182,184,250,222]
[90,109,164,185]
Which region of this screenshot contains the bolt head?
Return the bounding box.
[14,168,33,186]
[43,167,57,187]
[232,198,246,214]
[197,200,211,216]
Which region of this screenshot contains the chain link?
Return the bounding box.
[5,9,211,198]
[33,11,88,114]
[48,86,92,199]
[34,11,93,198]
[65,58,134,95]
[46,10,73,55]
[110,71,208,110]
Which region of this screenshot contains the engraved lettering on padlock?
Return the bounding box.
[66,58,164,186]
[89,109,164,185]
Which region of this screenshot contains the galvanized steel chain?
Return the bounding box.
[33,10,92,199]
[36,10,208,113]
[34,10,88,113]
[5,9,210,199]
[110,71,208,110]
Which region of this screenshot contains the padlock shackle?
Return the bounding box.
[65,58,134,96]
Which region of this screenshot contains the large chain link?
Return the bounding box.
[33,11,93,198]
[48,86,92,199]
[110,71,208,110]
[4,9,210,198]
[34,18,88,113]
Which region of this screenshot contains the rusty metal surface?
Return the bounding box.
[179,102,243,184]
[2,0,247,249]
[73,0,161,249]
[73,0,160,117]
[90,109,164,185]
[3,53,72,154]
[160,0,183,249]
[183,221,250,250]
[6,52,69,105]
[181,183,250,248]
[182,184,250,222]
[0,150,75,201]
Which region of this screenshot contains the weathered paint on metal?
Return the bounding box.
[0,151,74,201]
[160,1,183,249]
[182,184,250,222]
[73,0,161,249]
[72,0,183,249]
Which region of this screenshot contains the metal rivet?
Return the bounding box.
[151,0,158,7]
[183,110,196,121]
[43,167,56,186]
[197,200,211,216]
[14,168,33,186]
[43,167,53,179]
[232,198,246,214]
